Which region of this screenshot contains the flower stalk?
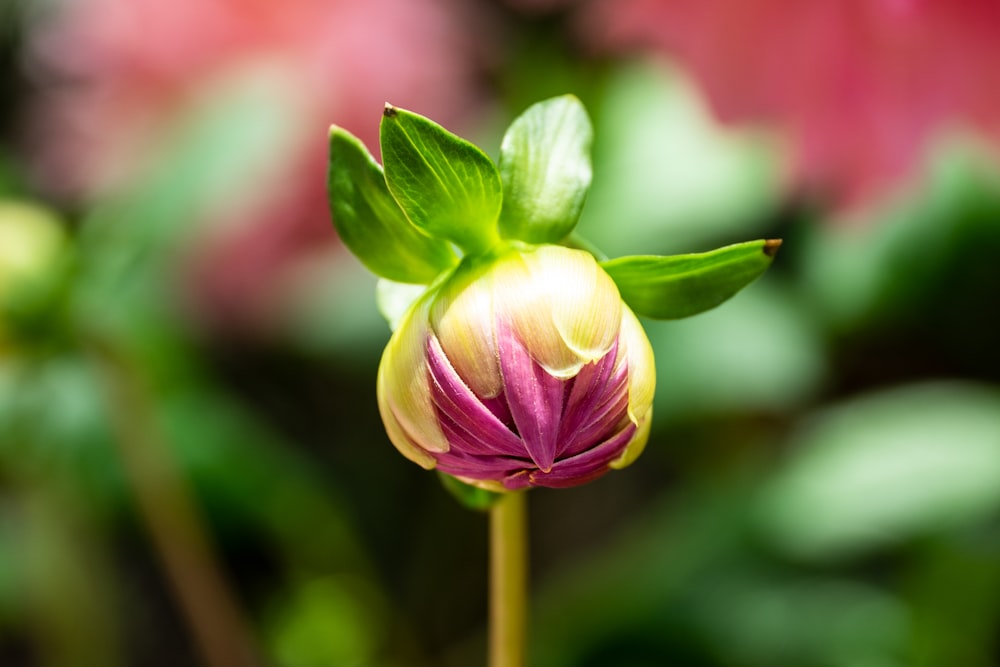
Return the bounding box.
[490,491,528,667]
[326,94,781,666]
[92,341,261,667]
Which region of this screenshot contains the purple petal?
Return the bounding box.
[426,334,523,456]
[526,465,611,489]
[560,369,630,458]
[530,423,637,488]
[480,392,515,429]
[558,346,628,457]
[501,470,535,490]
[496,318,567,472]
[559,340,618,435]
[436,410,513,458]
[435,447,529,481]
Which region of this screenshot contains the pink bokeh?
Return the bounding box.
[585,0,1000,207]
[29,0,484,329]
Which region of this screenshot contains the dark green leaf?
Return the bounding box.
[601,239,781,319]
[328,128,457,283]
[438,472,504,511]
[380,105,502,255]
[498,95,593,243]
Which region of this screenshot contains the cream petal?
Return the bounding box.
[453,475,507,493]
[490,250,577,376]
[377,376,437,469]
[609,408,652,470]
[377,297,451,456]
[497,245,621,377]
[536,246,621,362]
[431,261,503,399]
[618,305,656,426]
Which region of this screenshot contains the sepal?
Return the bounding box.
[380,104,502,255]
[328,127,457,282]
[498,95,593,244]
[600,239,781,319]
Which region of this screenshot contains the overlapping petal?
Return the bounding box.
[430,261,503,399]
[377,297,450,462]
[494,245,621,378]
[377,243,656,490]
[619,305,656,426]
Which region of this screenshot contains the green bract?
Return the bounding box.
[498,95,593,244]
[600,239,782,320]
[380,104,502,255]
[328,96,779,315]
[328,129,457,283]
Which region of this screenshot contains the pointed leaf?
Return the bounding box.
[498,95,593,243]
[328,127,457,282]
[601,239,781,319]
[380,105,502,255]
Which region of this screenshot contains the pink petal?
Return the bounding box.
[496,319,568,472]
[426,334,523,456]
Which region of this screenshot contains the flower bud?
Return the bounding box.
[377,244,655,491]
[0,202,68,351]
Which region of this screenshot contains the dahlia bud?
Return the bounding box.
[328,95,779,500]
[377,243,655,491]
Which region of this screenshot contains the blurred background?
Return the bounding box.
[2,1,1000,665]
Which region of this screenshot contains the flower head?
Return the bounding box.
[378,244,655,490]
[328,96,779,498]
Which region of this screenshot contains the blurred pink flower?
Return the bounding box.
[584,0,1000,207]
[29,0,483,329]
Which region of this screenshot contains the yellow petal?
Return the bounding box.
[453,475,507,493]
[431,261,503,399]
[618,305,656,427]
[377,297,450,458]
[496,245,621,377]
[603,305,655,471]
[609,408,652,470]
[377,378,437,469]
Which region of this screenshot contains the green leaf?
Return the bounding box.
[328,127,457,283]
[600,239,781,319]
[498,95,593,244]
[438,472,504,511]
[380,105,502,255]
[756,382,1000,560]
[374,278,427,331]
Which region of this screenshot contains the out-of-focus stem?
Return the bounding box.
[489,491,527,667]
[93,343,261,667]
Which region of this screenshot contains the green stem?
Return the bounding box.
[489,491,528,667]
[91,342,262,667]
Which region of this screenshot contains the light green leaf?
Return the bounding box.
[498,95,593,243]
[375,278,428,331]
[380,105,502,255]
[437,472,504,511]
[600,239,781,320]
[757,383,1000,560]
[328,127,457,283]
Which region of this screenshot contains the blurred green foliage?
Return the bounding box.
[3,3,1000,667]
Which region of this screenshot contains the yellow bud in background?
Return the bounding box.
[0,201,68,351]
